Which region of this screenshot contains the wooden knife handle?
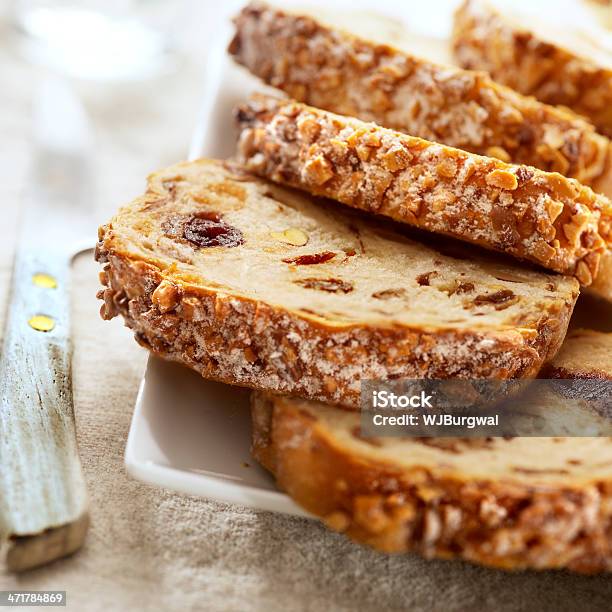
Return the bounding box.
[0,248,89,572]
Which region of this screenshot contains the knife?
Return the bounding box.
[0,77,93,572]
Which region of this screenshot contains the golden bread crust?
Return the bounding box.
[589,248,612,302]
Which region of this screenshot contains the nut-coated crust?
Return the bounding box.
[95,243,575,409]
[452,0,612,138]
[589,250,612,302]
[252,393,612,573]
[236,96,612,285]
[229,1,611,188]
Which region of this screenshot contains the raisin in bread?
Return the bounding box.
[229,1,610,189]
[453,0,612,138]
[251,391,612,573]
[95,159,578,408]
[236,96,612,285]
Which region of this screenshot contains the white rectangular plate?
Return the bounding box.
[125,0,458,514]
[125,356,309,516]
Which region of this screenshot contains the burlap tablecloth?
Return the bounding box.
[1,12,612,612]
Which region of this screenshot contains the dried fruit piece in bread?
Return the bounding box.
[235,96,611,285]
[95,159,578,409]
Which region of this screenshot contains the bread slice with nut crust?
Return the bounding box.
[235,96,611,286]
[251,391,612,573]
[95,159,578,409]
[229,1,611,189]
[251,325,612,571]
[452,0,612,138]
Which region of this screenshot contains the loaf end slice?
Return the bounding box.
[95,159,578,408]
[235,95,611,285]
[251,391,612,572]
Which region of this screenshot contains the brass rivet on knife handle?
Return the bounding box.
[32,272,58,289]
[28,314,56,332]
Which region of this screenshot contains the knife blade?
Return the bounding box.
[0,77,92,572]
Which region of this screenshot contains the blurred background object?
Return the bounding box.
[585,0,612,29]
[10,0,188,80]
